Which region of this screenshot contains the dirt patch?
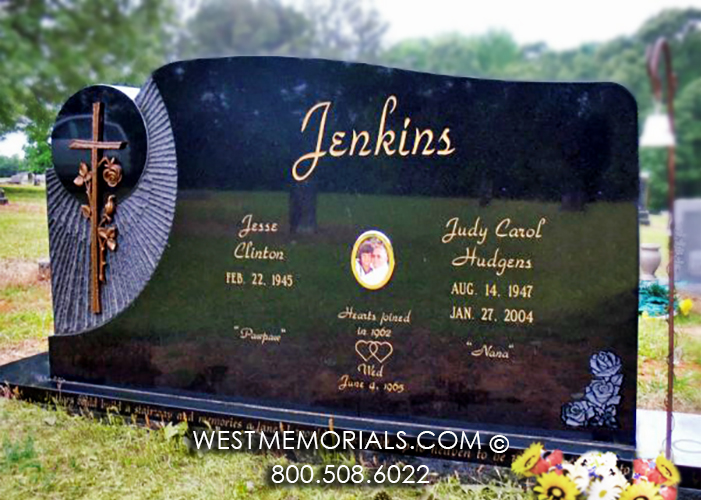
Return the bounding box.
[684,325,701,338]
[0,259,41,288]
[0,338,47,366]
[680,290,701,301]
[0,202,46,215]
[639,358,666,373]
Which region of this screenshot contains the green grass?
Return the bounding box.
[685,336,701,366]
[0,284,52,346]
[0,185,47,204]
[0,398,526,500]
[0,185,49,260]
[0,185,53,346]
[637,311,701,411]
[636,310,701,361]
[638,316,668,362]
[673,374,701,411]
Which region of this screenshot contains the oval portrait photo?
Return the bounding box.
[351,230,395,290]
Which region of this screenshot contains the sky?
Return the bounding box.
[0,132,26,158]
[377,0,701,49]
[2,0,700,158]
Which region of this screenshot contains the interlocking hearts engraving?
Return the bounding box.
[355,340,393,364]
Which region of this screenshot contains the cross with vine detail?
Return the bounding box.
[70,102,127,314]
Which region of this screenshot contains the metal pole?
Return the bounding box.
[646,37,676,460]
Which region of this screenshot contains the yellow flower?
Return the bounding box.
[512,442,543,476]
[620,481,663,500]
[655,455,681,486]
[679,298,693,317]
[534,472,580,500]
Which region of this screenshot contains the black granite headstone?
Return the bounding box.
[3,57,640,460]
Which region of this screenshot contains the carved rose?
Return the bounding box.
[589,351,622,378]
[563,351,623,429]
[585,379,621,407]
[561,401,594,427]
[102,158,123,187]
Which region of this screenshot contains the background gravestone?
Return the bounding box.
[676,199,701,284]
[639,172,650,225]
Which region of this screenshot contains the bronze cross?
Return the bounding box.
[70,102,127,314]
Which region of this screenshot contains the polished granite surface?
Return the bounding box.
[47,58,639,446]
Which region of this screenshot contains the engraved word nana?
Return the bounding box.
[291,95,456,181]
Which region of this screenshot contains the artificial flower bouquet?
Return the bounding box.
[511,443,680,500]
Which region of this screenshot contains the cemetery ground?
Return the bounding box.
[0,185,50,367]
[0,184,700,498]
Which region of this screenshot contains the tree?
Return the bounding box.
[0,0,177,172]
[636,10,701,209]
[301,0,387,62]
[0,154,25,177]
[23,123,52,174]
[642,76,701,212]
[179,0,310,59]
[674,78,701,199]
[180,0,387,62]
[382,31,521,77]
